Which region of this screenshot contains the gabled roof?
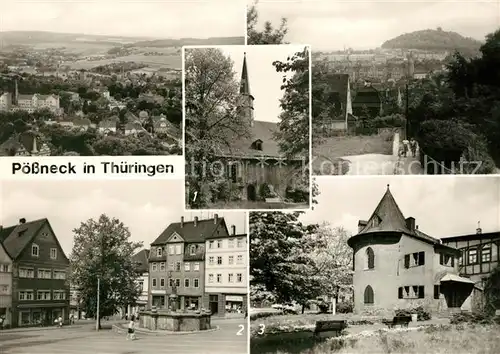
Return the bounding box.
[151,217,228,246]
[353,86,381,106]
[0,218,69,261]
[223,120,284,158]
[132,249,150,273]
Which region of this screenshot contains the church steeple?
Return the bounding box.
[239,52,254,126]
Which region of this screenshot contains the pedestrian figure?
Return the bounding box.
[410,138,417,157]
[126,319,136,340]
[58,316,63,328]
[0,316,4,330]
[402,139,410,157]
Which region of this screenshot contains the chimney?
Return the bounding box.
[476,221,482,234]
[214,213,218,224]
[19,218,26,224]
[180,216,184,228]
[358,220,367,233]
[405,217,415,231]
[194,216,198,227]
[231,225,236,235]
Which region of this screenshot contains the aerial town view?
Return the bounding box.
[0,0,245,156]
[184,44,310,210]
[249,1,500,175]
[0,179,248,354]
[249,177,500,354]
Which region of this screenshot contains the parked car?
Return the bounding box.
[271,303,299,314]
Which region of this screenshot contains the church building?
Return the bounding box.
[348,185,474,315]
[218,53,306,202]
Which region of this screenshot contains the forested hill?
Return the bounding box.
[381,29,483,53]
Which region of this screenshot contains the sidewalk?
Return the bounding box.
[0,319,122,334]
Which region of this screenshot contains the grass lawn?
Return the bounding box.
[314,134,393,160]
[312,324,500,354]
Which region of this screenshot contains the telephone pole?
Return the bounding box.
[96,277,100,331]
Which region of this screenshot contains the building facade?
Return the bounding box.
[149,216,228,311]
[128,249,149,315]
[348,186,473,315]
[0,243,13,327]
[204,226,247,316]
[441,229,500,312]
[0,218,70,327]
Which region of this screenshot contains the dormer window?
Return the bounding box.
[156,247,162,257]
[371,215,381,227]
[251,139,263,151]
[31,244,39,257]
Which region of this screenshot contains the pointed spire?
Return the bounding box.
[240,52,251,96]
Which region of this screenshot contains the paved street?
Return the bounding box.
[0,319,248,354]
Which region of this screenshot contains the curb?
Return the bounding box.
[112,324,220,336]
[0,325,86,334]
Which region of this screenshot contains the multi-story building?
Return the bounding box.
[0,92,12,111]
[0,242,13,326]
[148,215,229,311]
[204,226,247,316]
[14,94,61,114]
[348,185,474,315]
[441,229,500,312]
[0,218,70,327]
[128,249,149,315]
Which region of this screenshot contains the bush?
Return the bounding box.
[449,312,492,325]
[395,305,431,321]
[336,302,353,314]
[250,310,283,321]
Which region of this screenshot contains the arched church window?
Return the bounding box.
[366,247,375,269]
[364,285,374,304]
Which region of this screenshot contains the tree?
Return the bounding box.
[305,223,353,303]
[484,264,500,315]
[69,214,142,329]
[247,1,288,45]
[250,211,322,312]
[184,48,251,207]
[272,47,310,158]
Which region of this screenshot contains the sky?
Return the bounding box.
[220,44,309,122]
[0,0,246,39]
[0,180,247,257]
[301,176,500,239]
[252,0,500,51]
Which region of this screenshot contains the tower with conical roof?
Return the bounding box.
[239,52,254,127]
[347,184,469,315]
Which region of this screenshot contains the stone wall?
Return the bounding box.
[139,311,211,332]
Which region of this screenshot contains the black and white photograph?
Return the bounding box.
[0,179,248,354]
[248,0,500,175]
[249,176,500,354]
[0,0,245,157]
[184,44,311,210]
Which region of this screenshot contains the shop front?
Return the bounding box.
[16,304,67,327]
[225,294,246,314]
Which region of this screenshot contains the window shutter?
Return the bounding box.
[434,285,440,299]
[418,286,425,299]
[404,254,410,268]
[419,251,425,265]
[398,287,403,299]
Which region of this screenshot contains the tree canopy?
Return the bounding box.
[247,1,288,45]
[69,214,142,328]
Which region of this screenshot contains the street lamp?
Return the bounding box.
[96,277,100,331]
